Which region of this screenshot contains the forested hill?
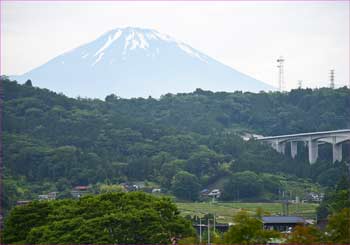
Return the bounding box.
[4,79,350,135]
[2,78,350,212]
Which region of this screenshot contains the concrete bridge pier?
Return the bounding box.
[333,144,342,162]
[332,136,343,163]
[290,141,298,159]
[271,141,278,152]
[308,139,318,164]
[273,141,286,154]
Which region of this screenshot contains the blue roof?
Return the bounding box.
[262,216,305,224]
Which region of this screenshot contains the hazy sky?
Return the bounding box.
[1,1,349,90]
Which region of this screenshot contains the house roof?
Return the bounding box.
[74,186,89,190]
[262,216,305,224]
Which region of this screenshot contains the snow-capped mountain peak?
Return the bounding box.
[78,27,209,67]
[13,27,274,98]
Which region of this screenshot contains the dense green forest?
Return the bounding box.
[2,78,350,213]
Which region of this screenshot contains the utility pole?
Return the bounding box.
[208,218,210,245]
[213,213,216,234]
[199,218,202,244]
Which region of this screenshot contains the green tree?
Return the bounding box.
[171,171,201,201]
[326,208,350,244]
[223,210,280,244]
[160,161,181,188]
[222,171,263,200]
[3,192,194,244]
[317,176,350,219]
[3,201,52,243]
[24,79,33,86]
[287,225,323,244]
[98,184,125,193]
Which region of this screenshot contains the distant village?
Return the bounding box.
[16,182,324,204]
[13,182,326,240]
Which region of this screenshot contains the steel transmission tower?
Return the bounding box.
[277,57,285,91]
[298,80,303,89]
[330,69,335,89]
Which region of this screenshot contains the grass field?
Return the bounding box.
[176,201,319,223]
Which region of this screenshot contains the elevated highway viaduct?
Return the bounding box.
[257,129,350,164]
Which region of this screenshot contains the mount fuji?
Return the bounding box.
[13,27,274,98]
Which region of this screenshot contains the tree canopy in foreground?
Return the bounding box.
[3,192,194,244]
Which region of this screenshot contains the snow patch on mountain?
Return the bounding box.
[123,30,150,54]
[95,30,122,56]
[152,31,175,42]
[92,53,104,66]
[177,43,208,63]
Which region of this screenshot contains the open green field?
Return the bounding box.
[176,202,319,223]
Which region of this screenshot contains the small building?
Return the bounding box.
[263,216,306,232]
[74,186,90,191]
[200,189,210,196]
[151,188,161,193]
[38,192,57,201]
[208,189,221,199]
[305,192,324,202]
[38,194,49,200]
[120,183,140,192]
[16,200,31,206]
[71,186,90,198]
[48,191,57,200]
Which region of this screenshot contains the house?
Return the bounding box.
[262,216,306,232]
[200,189,210,196]
[48,191,57,200]
[151,188,161,193]
[120,183,140,192]
[305,192,324,202]
[74,186,90,191]
[208,189,221,199]
[71,185,90,198]
[38,192,58,201]
[16,200,31,206]
[38,194,49,200]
